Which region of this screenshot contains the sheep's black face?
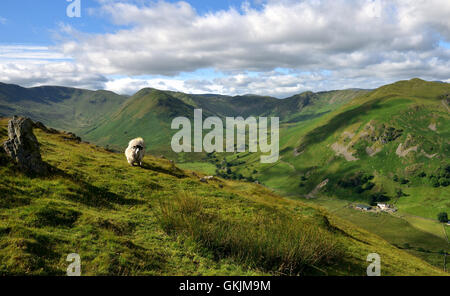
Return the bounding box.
[133,145,144,153]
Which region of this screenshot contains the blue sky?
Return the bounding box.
[0,0,255,44]
[0,0,449,97]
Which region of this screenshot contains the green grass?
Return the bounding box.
[158,192,341,275]
[176,162,217,175]
[0,117,445,275]
[400,214,447,240]
[302,196,449,270]
[444,225,450,242]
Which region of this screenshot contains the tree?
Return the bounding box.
[437,212,448,223]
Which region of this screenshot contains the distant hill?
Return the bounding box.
[0,82,128,134]
[0,82,366,155]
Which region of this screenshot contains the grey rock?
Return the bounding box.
[3,116,48,175]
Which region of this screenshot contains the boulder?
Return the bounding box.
[3,116,48,175]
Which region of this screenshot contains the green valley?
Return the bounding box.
[0,78,448,274]
[0,118,445,275]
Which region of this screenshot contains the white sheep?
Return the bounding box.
[125,137,145,167]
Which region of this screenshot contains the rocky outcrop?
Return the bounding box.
[395,143,418,157]
[428,122,436,131]
[306,179,329,199]
[331,142,358,161]
[365,146,382,157]
[3,116,48,175]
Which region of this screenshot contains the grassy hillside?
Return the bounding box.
[0,117,445,275]
[225,79,449,211]
[82,88,366,160]
[216,79,449,269]
[82,88,198,156]
[0,83,127,134]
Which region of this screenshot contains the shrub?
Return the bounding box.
[437,212,448,223]
[440,179,449,187]
[369,192,389,206]
[338,173,374,192]
[431,178,440,187]
[363,182,375,191]
[396,189,406,197]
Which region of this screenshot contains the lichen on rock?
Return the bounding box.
[3,116,48,175]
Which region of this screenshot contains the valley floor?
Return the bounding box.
[301,195,449,271]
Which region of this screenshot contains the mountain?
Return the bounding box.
[0,117,444,275]
[0,81,366,157]
[170,89,368,120]
[82,88,367,154]
[81,88,200,156]
[219,79,449,268]
[0,82,128,134]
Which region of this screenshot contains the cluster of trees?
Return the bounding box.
[212,154,259,183]
[298,175,308,187]
[393,175,409,184]
[429,165,450,187]
[337,173,375,193]
[393,165,450,188]
[380,126,403,143]
[368,192,389,206]
[437,212,448,223]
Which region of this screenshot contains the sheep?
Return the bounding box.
[125,137,145,167]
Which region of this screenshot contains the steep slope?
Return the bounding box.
[221,79,449,268]
[291,79,449,215]
[0,83,128,134]
[0,117,445,275]
[82,88,204,157]
[226,79,449,210]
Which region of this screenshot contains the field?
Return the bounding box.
[302,196,449,270]
[176,162,217,175]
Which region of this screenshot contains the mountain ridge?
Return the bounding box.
[0,81,368,153]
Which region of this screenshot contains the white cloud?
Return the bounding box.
[60,0,450,77]
[0,0,449,97]
[0,45,67,60]
[0,45,107,89]
[0,17,6,25]
[104,77,198,94]
[0,61,107,90]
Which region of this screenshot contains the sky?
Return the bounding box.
[0,0,449,98]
